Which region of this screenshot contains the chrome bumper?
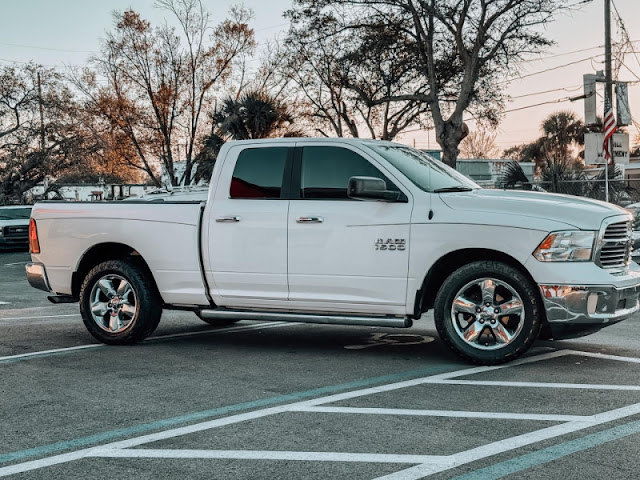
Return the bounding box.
[26,262,52,293]
[539,283,640,325]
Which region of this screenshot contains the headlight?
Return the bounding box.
[533,231,595,262]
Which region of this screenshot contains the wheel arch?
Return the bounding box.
[414,248,546,324]
[72,242,157,299]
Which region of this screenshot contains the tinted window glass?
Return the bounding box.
[230,147,288,199]
[301,146,398,199]
[0,208,32,220]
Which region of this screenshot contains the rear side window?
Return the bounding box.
[300,146,399,199]
[230,147,288,199]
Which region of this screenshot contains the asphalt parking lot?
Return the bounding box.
[2,249,640,479]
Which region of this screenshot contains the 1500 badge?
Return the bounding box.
[375,238,406,251]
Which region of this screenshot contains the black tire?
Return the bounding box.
[79,259,162,345]
[434,260,541,365]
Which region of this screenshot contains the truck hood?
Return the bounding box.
[439,189,628,230]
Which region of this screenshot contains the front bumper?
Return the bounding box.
[539,283,640,338]
[26,262,53,293]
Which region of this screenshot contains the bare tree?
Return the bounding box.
[81,4,254,186]
[289,0,582,166]
[459,129,499,159]
[1,65,94,203]
[279,8,429,140]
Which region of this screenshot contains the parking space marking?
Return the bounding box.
[0,350,564,477]
[0,344,102,363]
[450,419,640,480]
[292,406,591,423]
[0,321,293,365]
[374,402,640,480]
[0,363,460,467]
[3,348,639,479]
[570,350,640,364]
[89,448,452,464]
[426,379,640,391]
[0,313,79,322]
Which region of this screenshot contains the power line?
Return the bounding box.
[0,41,94,53]
[511,85,582,99]
[499,55,604,85]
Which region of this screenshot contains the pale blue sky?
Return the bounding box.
[1,0,639,149]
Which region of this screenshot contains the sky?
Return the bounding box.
[1,0,639,153]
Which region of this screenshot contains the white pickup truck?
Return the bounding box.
[26,138,640,364]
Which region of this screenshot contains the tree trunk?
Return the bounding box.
[436,119,468,168]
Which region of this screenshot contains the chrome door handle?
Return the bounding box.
[216,216,240,223]
[297,216,323,223]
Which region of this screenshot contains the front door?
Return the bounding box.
[208,144,292,303]
[287,143,412,313]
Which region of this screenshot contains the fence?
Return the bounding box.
[498,178,640,207]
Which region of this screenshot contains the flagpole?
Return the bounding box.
[604,0,612,202]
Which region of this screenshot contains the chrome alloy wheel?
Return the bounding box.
[89,274,138,333]
[450,278,525,351]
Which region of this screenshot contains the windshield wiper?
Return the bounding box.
[433,186,474,193]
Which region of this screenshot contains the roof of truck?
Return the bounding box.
[225,137,399,147]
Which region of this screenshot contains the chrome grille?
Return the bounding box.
[597,220,632,269]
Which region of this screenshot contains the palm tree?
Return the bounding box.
[213,90,300,140]
[194,91,302,183]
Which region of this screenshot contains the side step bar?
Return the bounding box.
[197,309,413,328]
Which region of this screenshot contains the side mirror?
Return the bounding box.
[347,176,401,201]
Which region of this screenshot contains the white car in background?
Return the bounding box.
[0,206,32,250]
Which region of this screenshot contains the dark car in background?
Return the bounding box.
[0,206,32,250]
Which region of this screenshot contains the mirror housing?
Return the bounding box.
[347,176,402,202]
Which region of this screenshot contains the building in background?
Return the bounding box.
[456,158,535,187]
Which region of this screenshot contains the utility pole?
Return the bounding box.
[604,0,612,202]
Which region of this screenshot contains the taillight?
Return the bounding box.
[29,218,40,254]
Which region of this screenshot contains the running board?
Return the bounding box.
[197,309,413,328]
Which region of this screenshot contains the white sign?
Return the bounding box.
[583,74,597,125]
[584,132,629,165]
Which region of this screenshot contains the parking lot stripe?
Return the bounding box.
[373,403,640,480]
[426,379,640,391]
[451,419,640,480]
[0,344,103,363]
[291,406,591,423]
[568,350,640,364]
[0,363,460,471]
[0,313,79,322]
[89,448,453,465]
[0,321,291,365]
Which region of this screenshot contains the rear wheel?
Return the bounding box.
[79,259,162,344]
[434,261,541,365]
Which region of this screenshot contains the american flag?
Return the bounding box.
[603,96,617,165]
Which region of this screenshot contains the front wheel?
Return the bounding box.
[434,261,541,365]
[79,259,162,345]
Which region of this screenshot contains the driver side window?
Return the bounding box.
[300,146,399,200]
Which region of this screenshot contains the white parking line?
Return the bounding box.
[89,448,452,464]
[292,406,591,423]
[0,321,293,363]
[426,379,640,391]
[0,313,79,322]
[374,402,640,480]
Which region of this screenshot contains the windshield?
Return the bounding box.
[0,208,32,220]
[369,145,480,193]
